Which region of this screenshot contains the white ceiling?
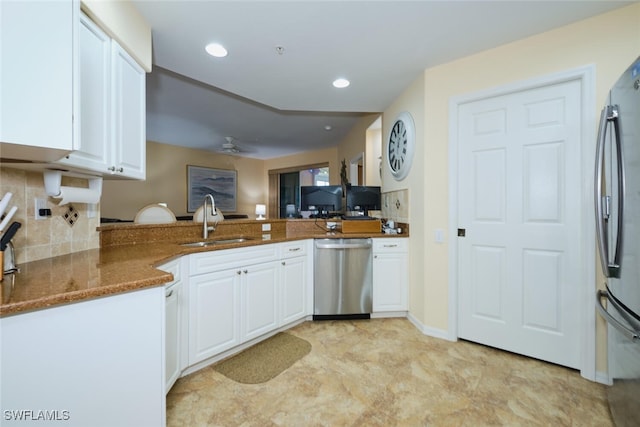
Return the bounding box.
[134,0,633,159]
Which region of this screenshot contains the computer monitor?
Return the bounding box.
[300,185,343,216]
[346,186,381,214]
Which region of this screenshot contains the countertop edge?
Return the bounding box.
[0,272,173,318]
[1,232,408,317]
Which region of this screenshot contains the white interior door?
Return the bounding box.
[457,79,582,369]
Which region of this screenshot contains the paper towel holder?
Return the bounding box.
[43,169,103,205]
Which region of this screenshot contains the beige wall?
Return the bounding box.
[336,114,381,185]
[263,146,340,185]
[381,75,426,324]
[101,141,265,220]
[384,3,639,370]
[365,125,382,187]
[101,143,351,221]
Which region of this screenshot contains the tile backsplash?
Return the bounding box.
[0,167,100,264]
[381,189,409,223]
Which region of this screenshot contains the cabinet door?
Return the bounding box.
[111,42,146,179]
[242,261,279,341]
[0,0,77,160]
[372,252,408,312]
[189,269,241,365]
[280,256,307,325]
[165,281,181,393]
[58,13,111,172]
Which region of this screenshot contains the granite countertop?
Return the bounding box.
[0,223,408,317]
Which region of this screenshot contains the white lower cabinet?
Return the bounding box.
[0,287,165,427]
[189,260,280,365]
[242,261,280,341]
[186,241,313,369]
[188,268,242,365]
[279,240,312,325]
[372,238,409,312]
[165,281,181,393]
[280,256,307,324]
[159,259,182,394]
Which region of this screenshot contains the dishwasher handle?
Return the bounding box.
[315,240,372,250]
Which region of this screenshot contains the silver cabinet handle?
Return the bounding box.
[594,105,625,278]
[282,261,286,266]
[243,269,248,274]
[316,242,371,249]
[165,289,174,298]
[288,247,301,252]
[107,166,124,173]
[596,288,640,341]
[383,244,398,248]
[237,270,242,275]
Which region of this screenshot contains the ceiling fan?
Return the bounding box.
[218,136,243,155]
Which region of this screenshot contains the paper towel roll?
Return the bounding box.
[55,186,101,205]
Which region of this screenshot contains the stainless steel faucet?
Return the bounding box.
[202,194,217,239]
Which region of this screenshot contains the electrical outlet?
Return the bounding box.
[35,198,49,220]
[262,223,271,232]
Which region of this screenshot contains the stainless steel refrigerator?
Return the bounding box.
[595,55,640,427]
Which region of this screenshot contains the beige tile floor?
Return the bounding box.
[167,318,612,426]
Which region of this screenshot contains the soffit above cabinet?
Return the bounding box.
[81,0,152,72]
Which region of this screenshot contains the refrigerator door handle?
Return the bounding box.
[594,105,625,278]
[596,289,640,342]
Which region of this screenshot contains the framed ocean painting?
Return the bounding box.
[187,165,237,212]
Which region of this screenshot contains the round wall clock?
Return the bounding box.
[387,111,415,181]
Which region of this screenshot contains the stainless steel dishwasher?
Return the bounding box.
[313,238,372,320]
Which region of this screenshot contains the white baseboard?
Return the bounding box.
[407,312,456,342]
[595,370,612,385]
[371,311,407,319]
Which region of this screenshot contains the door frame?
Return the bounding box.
[350,152,364,185]
[447,65,596,380]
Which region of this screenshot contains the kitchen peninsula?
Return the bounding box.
[0,218,408,427]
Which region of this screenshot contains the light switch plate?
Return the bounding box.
[261,223,271,232]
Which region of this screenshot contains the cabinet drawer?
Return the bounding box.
[373,238,408,253]
[189,244,279,276]
[280,240,309,259]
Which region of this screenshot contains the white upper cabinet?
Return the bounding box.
[110,42,146,179]
[58,13,146,180]
[0,0,79,162]
[58,13,110,172]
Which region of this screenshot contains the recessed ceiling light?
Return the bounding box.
[332,78,350,88]
[205,43,228,58]
[324,125,332,131]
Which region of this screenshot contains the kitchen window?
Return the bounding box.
[268,164,329,218]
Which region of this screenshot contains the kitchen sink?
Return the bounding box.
[181,237,255,247]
